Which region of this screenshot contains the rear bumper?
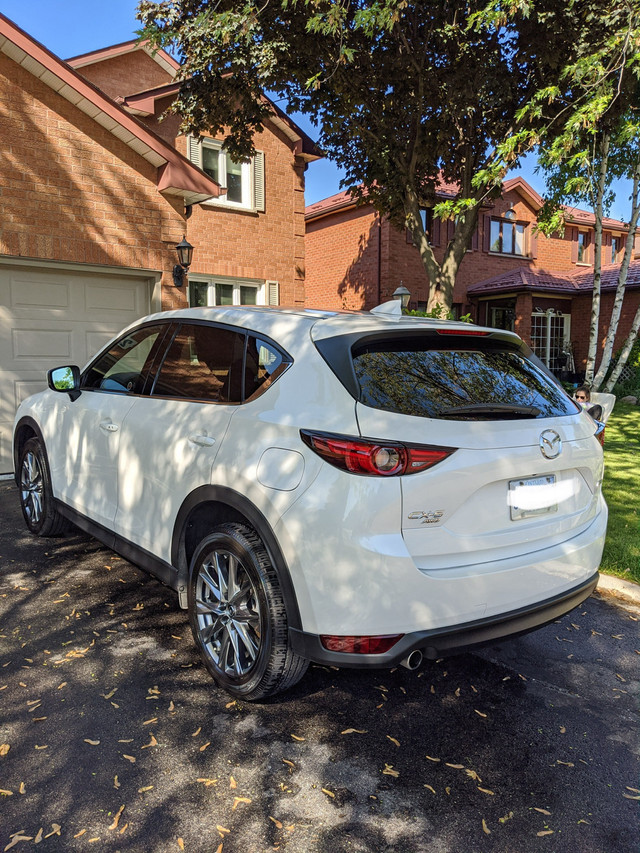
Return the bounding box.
[289,571,599,668]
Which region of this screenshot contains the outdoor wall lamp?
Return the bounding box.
[392,284,411,309]
[173,235,194,287]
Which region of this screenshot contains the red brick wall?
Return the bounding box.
[177,121,307,308]
[0,53,183,293]
[73,50,173,101]
[571,290,640,373]
[305,206,379,309]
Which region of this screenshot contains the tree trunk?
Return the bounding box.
[584,134,609,385]
[604,300,640,391]
[592,148,640,389]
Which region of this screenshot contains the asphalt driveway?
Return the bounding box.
[0,480,638,852]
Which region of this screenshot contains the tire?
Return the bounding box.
[188,522,308,700]
[18,437,66,537]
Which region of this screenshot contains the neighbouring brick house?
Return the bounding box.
[305,177,640,380]
[0,13,320,472]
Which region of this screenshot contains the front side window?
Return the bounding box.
[82,325,166,393]
[352,337,575,420]
[153,324,245,403]
[490,216,526,255]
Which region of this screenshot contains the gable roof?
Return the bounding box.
[66,39,180,77]
[306,174,629,232]
[0,13,220,205]
[121,81,322,162]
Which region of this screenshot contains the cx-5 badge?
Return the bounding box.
[539,429,562,459]
[408,510,444,524]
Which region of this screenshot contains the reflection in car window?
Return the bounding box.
[352,340,576,420]
[152,324,245,402]
[83,325,165,393]
[244,336,289,401]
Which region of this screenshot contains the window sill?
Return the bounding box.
[202,199,258,215]
[575,262,592,267]
[488,251,528,259]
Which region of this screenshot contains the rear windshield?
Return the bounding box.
[352,338,576,420]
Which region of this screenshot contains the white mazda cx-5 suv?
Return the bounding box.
[13,302,607,699]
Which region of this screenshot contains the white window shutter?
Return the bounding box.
[267,280,279,306]
[253,150,265,212]
[187,135,203,169]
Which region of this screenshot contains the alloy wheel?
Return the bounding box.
[20,450,44,527]
[194,548,262,679]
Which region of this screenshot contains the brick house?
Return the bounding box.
[0,13,320,472]
[305,177,640,380]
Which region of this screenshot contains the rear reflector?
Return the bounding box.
[300,430,455,476]
[320,634,404,654]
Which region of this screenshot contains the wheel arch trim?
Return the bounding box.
[13,416,47,486]
[171,485,303,631]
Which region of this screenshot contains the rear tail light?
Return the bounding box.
[300,430,455,476]
[594,421,605,446]
[321,634,404,654]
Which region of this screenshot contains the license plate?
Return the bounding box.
[509,475,557,521]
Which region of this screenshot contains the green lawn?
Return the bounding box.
[601,402,640,584]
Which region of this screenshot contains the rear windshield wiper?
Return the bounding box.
[439,403,541,419]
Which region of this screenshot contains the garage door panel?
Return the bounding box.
[1,266,152,473]
[12,327,73,359]
[11,278,70,310]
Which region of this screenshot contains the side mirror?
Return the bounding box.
[47,365,81,400]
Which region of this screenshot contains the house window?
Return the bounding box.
[576,231,592,264]
[189,277,265,307]
[489,211,526,255]
[611,236,620,264]
[188,136,265,212]
[488,303,516,332]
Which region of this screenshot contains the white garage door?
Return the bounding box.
[0,264,154,473]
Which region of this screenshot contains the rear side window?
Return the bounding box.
[352,338,576,420]
[153,324,245,403]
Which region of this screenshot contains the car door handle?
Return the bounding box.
[189,434,216,447]
[99,421,119,433]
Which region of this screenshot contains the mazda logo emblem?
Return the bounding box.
[539,429,562,459]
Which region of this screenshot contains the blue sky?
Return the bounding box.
[1,0,631,220]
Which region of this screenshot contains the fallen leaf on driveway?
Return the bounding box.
[196,778,218,787]
[537,830,554,836]
[386,736,400,747]
[122,755,136,763]
[477,787,495,795]
[322,788,335,798]
[232,797,251,810]
[0,789,13,796]
[141,734,158,749]
[0,744,9,756]
[199,742,211,752]
[109,805,125,830]
[341,729,367,735]
[425,755,441,763]
[269,817,283,829]
[4,834,33,849]
[290,734,305,742]
[622,793,640,801]
[445,763,464,769]
[482,819,490,835]
[84,739,100,746]
[474,710,487,718]
[534,808,551,815]
[382,764,399,777]
[424,784,436,794]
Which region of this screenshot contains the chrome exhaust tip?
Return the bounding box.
[400,649,423,671]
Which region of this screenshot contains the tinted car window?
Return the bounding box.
[244,336,290,401]
[352,338,576,419]
[83,325,166,393]
[152,323,245,403]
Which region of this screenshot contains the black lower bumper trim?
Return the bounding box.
[289,572,599,669]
